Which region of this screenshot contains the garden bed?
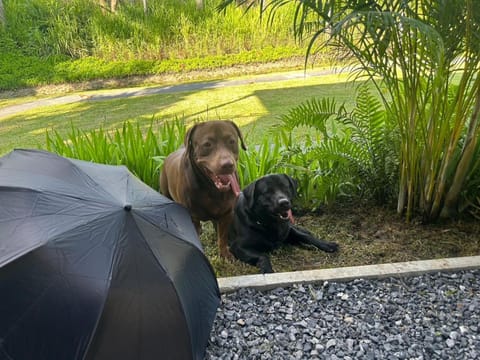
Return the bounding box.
[204,203,480,277]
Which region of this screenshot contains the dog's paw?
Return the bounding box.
[324,241,339,253]
[257,257,274,274]
[220,247,234,260]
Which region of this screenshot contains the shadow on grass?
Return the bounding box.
[0,76,368,155]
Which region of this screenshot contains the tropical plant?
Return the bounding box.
[238,134,286,188]
[222,0,480,221]
[45,119,185,190]
[279,86,398,209]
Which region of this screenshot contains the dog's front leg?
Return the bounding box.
[192,217,202,235]
[288,226,339,253]
[230,245,274,273]
[216,215,234,259]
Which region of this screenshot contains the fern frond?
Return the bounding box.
[280,97,347,137]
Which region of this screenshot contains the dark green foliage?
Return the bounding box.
[0,0,303,90]
[223,0,480,221]
[45,119,185,190]
[280,86,399,209]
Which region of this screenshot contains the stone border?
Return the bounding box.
[217,256,480,293]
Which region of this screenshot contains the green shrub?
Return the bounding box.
[238,134,287,187]
[279,86,399,210]
[45,118,185,190]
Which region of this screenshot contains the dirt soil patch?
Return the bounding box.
[204,203,480,277]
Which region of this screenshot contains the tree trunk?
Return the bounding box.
[440,84,480,218]
[195,0,204,9]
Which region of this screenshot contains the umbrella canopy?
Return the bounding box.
[0,149,220,360]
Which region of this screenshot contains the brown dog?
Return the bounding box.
[160,120,246,258]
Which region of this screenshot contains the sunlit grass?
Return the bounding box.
[0,71,359,155]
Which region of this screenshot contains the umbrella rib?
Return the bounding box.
[37,189,121,208]
[132,209,216,276]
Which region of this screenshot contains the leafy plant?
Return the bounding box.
[238,134,286,187]
[45,118,185,190]
[279,86,398,209]
[224,0,480,221]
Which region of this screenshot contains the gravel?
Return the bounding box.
[205,270,480,359]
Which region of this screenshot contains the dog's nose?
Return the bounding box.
[278,197,291,209]
[220,158,235,173]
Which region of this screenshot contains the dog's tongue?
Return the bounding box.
[287,209,295,224]
[216,174,241,196]
[229,175,241,197]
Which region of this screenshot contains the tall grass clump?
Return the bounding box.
[0,0,305,89]
[2,0,98,58]
[2,0,300,60]
[44,117,287,193]
[45,119,185,190]
[93,0,299,60]
[238,134,287,187]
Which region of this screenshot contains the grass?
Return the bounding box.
[0,71,357,156]
[0,0,307,91]
[0,47,306,91]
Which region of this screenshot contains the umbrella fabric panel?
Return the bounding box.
[134,203,205,252]
[0,149,120,207]
[0,188,121,268]
[69,157,173,210]
[0,214,127,359]
[85,215,193,360]
[0,262,106,360]
[134,213,220,360]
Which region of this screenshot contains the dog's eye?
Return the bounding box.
[202,142,212,148]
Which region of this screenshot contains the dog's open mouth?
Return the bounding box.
[277,209,295,224]
[211,174,241,196]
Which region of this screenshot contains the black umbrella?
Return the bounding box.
[0,149,220,360]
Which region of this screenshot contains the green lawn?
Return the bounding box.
[0,71,363,155]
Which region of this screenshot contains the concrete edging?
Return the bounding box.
[217,256,480,293]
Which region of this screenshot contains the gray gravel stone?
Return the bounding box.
[206,270,480,359]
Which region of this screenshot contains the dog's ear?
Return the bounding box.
[184,123,199,157]
[242,181,256,209]
[227,121,247,151]
[284,174,298,197]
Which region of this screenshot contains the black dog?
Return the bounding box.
[228,174,339,273]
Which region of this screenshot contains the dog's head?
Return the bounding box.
[185,120,246,194]
[242,174,297,224]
